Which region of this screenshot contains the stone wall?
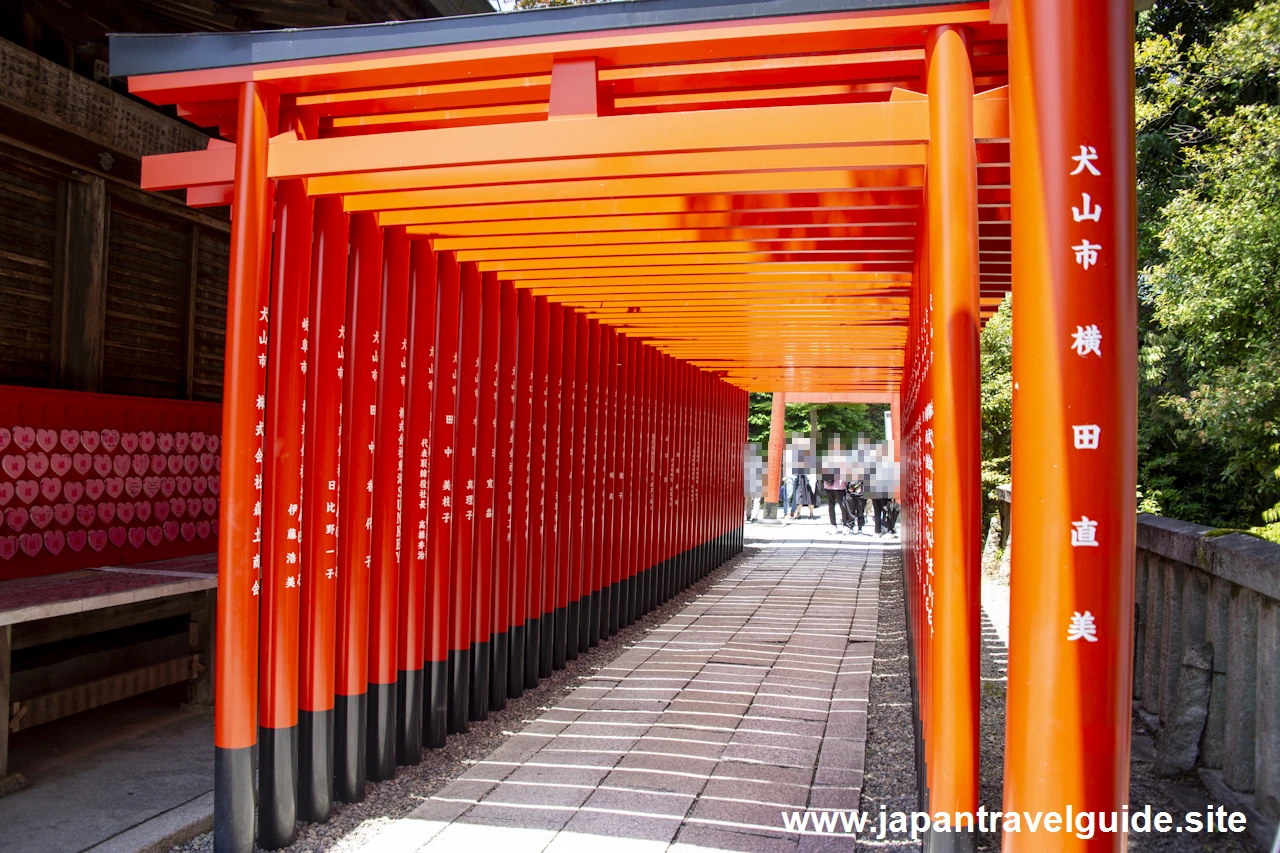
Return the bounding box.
[996,489,1280,832]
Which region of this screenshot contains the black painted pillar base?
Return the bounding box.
[297,709,333,824]
[425,660,448,749]
[552,605,568,670]
[566,598,581,660]
[508,624,526,699]
[620,576,633,627]
[490,632,508,711]
[366,682,397,783]
[470,640,490,721]
[586,589,600,647]
[524,616,541,688]
[396,669,423,766]
[447,648,471,734]
[333,693,367,804]
[607,581,620,637]
[539,613,554,678]
[214,744,255,853]
[926,829,977,853]
[257,725,297,850]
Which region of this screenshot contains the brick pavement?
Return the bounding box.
[363,524,891,853]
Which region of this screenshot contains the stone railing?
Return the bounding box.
[995,490,1280,841]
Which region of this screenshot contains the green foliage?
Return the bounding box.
[979,296,1012,522]
[745,393,887,451]
[1135,0,1280,527]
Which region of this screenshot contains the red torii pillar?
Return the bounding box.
[368,226,410,781]
[334,212,382,801]
[258,174,313,849]
[425,251,460,748]
[764,392,786,518]
[397,240,437,764]
[922,22,981,849]
[1003,2,1137,850]
[214,80,277,853]
[298,196,348,824]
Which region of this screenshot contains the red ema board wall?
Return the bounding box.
[0,385,221,581]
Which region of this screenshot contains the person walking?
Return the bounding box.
[843,480,866,533]
[822,473,845,530]
[868,464,890,535]
[792,468,815,518]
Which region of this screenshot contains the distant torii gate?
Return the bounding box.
[112,1,1136,851]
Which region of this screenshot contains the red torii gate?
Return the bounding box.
[111,1,1136,851]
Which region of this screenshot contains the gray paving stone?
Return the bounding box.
[368,532,884,853]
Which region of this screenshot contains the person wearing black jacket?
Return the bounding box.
[843,480,866,533]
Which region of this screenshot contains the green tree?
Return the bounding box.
[1135,0,1280,530]
[746,393,887,448]
[979,296,1012,522]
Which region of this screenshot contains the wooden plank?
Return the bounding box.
[55,174,107,392]
[188,589,215,706]
[9,654,198,733]
[185,224,199,399]
[0,626,9,777]
[102,195,191,398]
[11,590,208,651]
[12,628,191,701]
[0,145,60,388]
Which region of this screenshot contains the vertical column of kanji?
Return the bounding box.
[540,304,563,676]
[684,367,697,583]
[298,197,347,824]
[718,380,727,565]
[258,176,313,850]
[1004,3,1137,849]
[512,291,536,692]
[424,253,459,748]
[632,341,647,612]
[701,371,711,571]
[213,81,276,853]
[642,347,658,614]
[650,354,665,605]
[602,328,621,638]
[447,262,482,733]
[670,358,680,591]
[616,338,637,625]
[491,280,518,710]
[525,297,549,688]
[570,317,592,655]
[578,320,599,650]
[332,213,382,805]
[636,346,652,615]
[903,213,935,813]
[670,362,686,593]
[553,308,577,668]
[588,324,609,637]
[662,358,677,598]
[367,226,409,781]
[396,239,436,764]
[671,360,684,596]
[470,271,500,722]
[594,321,611,647]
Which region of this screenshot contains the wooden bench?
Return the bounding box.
[0,553,216,796]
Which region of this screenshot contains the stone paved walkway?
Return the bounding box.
[363,523,891,853]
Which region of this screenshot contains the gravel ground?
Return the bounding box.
[170,544,757,853]
[855,547,920,852]
[857,552,1260,853]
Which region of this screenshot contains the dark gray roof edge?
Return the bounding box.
[110,0,971,80]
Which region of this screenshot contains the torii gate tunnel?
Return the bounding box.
[112,0,1137,850]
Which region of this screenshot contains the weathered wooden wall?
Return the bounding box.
[0,39,230,401]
